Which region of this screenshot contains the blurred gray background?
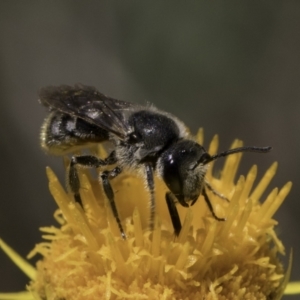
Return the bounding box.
[0,2,299,298]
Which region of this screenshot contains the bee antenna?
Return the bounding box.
[203,146,272,165]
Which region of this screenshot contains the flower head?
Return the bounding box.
[0,130,295,299]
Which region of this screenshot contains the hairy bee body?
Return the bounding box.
[40,84,271,239]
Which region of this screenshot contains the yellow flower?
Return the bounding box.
[0,130,298,299]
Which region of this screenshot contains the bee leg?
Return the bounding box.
[144,163,156,231]
[204,180,229,202]
[68,151,117,204]
[202,188,226,221]
[103,150,118,165]
[165,192,182,236]
[100,167,126,240]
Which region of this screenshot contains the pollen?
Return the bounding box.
[1,131,294,300]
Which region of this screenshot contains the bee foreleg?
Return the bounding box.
[165,192,182,236]
[100,167,126,240]
[204,180,229,202]
[202,188,226,221]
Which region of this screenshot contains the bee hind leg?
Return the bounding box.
[68,151,117,204]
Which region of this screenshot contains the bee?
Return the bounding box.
[40,84,271,239]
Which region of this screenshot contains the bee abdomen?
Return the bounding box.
[41,112,109,155]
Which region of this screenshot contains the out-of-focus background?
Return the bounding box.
[0,2,299,298]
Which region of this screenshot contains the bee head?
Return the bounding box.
[158,140,210,207]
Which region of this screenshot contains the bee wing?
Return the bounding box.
[39,84,138,139]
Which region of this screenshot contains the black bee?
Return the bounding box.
[40,84,271,239]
